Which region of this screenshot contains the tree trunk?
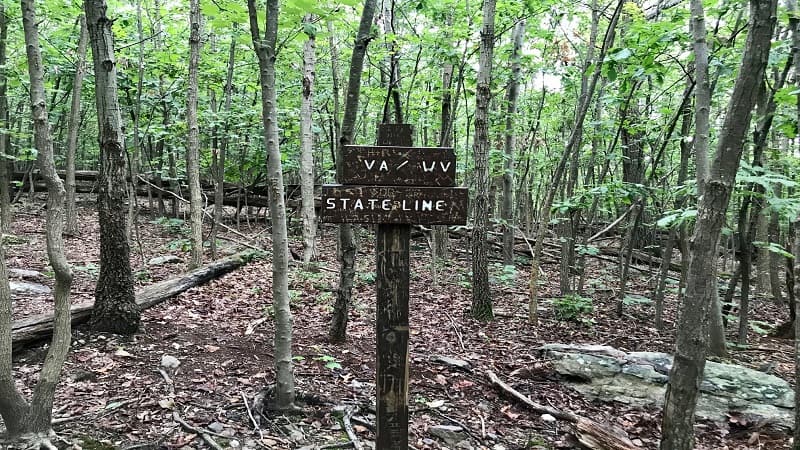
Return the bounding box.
[212,26,236,260]
[529,0,624,324]
[470,0,496,321]
[501,20,524,266]
[300,14,318,265]
[186,0,203,269]
[65,14,88,236]
[0,5,10,233]
[654,88,692,329]
[329,0,377,343]
[0,0,74,441]
[85,0,140,335]
[127,0,145,243]
[660,0,777,447]
[432,13,456,265]
[769,184,784,304]
[247,0,295,410]
[794,213,800,447]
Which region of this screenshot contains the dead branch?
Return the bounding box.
[487,371,638,450]
[342,406,364,450]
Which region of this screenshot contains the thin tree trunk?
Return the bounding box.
[735,48,792,345]
[470,0,496,321]
[660,0,777,447]
[126,0,145,243]
[501,20,524,266]
[186,0,203,269]
[65,15,88,236]
[0,5,10,233]
[85,0,140,335]
[794,212,800,447]
[300,14,317,265]
[212,26,236,260]
[329,0,378,342]
[0,0,74,441]
[432,13,456,265]
[529,0,624,324]
[654,94,692,329]
[247,0,295,410]
[769,184,784,304]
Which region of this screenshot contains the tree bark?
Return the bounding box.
[85,0,140,335]
[65,15,88,236]
[186,0,203,269]
[660,0,777,447]
[247,0,295,410]
[501,20,524,266]
[0,5,10,233]
[0,0,74,441]
[212,26,236,260]
[329,0,377,343]
[470,0,496,321]
[300,14,318,265]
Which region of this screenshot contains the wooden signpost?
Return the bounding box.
[321,124,468,449]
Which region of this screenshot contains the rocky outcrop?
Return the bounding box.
[541,343,794,431]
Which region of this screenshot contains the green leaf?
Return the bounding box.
[752,241,794,259]
[610,47,633,61]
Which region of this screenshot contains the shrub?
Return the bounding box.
[552,294,593,322]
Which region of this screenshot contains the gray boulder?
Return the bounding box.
[8,268,45,280]
[10,280,51,296]
[147,255,183,266]
[430,425,467,446]
[541,343,794,430]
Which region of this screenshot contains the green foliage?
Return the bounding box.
[575,244,599,256]
[656,208,698,229]
[622,294,652,306]
[134,269,151,282]
[152,217,186,235]
[315,354,342,371]
[357,271,376,285]
[165,238,192,252]
[489,263,517,286]
[552,294,593,322]
[74,262,99,279]
[753,241,793,259]
[749,320,774,336]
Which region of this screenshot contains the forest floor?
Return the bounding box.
[2,198,796,450]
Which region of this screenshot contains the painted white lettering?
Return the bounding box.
[422,161,435,172]
[421,200,433,211]
[340,198,349,209]
[396,160,409,170]
[326,198,336,209]
[364,160,376,170]
[353,199,363,210]
[435,200,446,211]
[379,160,389,171]
[402,200,412,211]
[368,199,379,209]
[382,199,392,210]
[439,161,452,172]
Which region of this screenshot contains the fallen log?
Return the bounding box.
[486,370,638,450]
[11,250,259,352]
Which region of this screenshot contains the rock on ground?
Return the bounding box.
[10,280,51,296]
[540,343,794,431]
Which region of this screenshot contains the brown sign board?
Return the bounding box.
[341,146,456,187]
[321,185,468,225]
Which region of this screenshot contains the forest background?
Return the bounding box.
[0,0,799,448]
